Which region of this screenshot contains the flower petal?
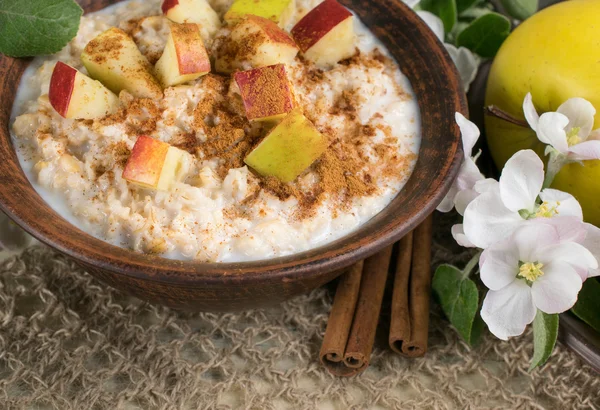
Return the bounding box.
[455,157,484,191]
[513,223,559,263]
[523,93,539,131]
[537,112,570,154]
[587,129,600,141]
[446,45,480,93]
[416,11,444,42]
[481,280,537,340]
[557,97,596,139]
[539,188,583,219]
[474,178,499,194]
[454,189,478,216]
[451,224,476,247]
[531,261,582,314]
[463,190,524,249]
[480,239,519,291]
[583,223,600,278]
[499,150,544,212]
[534,242,597,281]
[568,140,600,161]
[437,183,458,213]
[531,216,587,243]
[455,113,480,159]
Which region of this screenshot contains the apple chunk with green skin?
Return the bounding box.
[155,23,211,87]
[81,28,163,100]
[291,0,355,68]
[225,0,295,28]
[216,15,298,74]
[234,64,295,122]
[123,135,191,190]
[245,109,329,182]
[49,62,119,120]
[162,0,221,39]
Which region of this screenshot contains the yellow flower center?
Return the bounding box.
[519,262,545,282]
[534,201,560,218]
[567,127,582,146]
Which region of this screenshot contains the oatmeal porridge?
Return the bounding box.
[11,0,421,262]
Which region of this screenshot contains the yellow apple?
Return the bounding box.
[485,0,600,226]
[244,109,328,182]
[81,28,163,99]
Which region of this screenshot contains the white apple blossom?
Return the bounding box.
[437,113,485,213]
[445,45,480,93]
[416,11,444,41]
[462,150,584,249]
[523,93,600,161]
[402,1,479,92]
[480,221,597,340]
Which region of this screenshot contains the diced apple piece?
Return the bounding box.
[244,109,328,182]
[81,28,163,99]
[162,0,221,40]
[155,23,211,87]
[291,0,356,68]
[224,0,295,28]
[123,135,190,190]
[49,62,119,120]
[234,64,295,122]
[215,15,298,74]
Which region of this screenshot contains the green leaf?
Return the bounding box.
[432,264,481,345]
[456,0,479,14]
[530,310,558,371]
[459,6,494,21]
[456,12,511,58]
[0,0,82,58]
[571,279,600,333]
[500,0,538,21]
[420,0,458,33]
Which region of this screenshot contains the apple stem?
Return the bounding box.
[484,105,529,128]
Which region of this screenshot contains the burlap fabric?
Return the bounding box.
[0,212,597,410]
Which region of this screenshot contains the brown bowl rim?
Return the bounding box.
[0,0,466,287]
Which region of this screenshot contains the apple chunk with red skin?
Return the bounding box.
[291,0,356,68]
[49,62,119,120]
[122,135,190,191]
[162,0,221,39]
[215,15,298,74]
[234,64,295,122]
[155,23,211,87]
[244,109,329,183]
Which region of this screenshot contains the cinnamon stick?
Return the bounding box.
[343,246,393,372]
[389,215,433,357]
[320,261,363,376]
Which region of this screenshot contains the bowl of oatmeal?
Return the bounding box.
[0,0,465,310]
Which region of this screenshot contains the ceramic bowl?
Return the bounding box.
[0,0,466,311]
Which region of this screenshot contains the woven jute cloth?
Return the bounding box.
[0,213,599,409]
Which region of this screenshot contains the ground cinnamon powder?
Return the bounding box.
[90,23,414,220]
